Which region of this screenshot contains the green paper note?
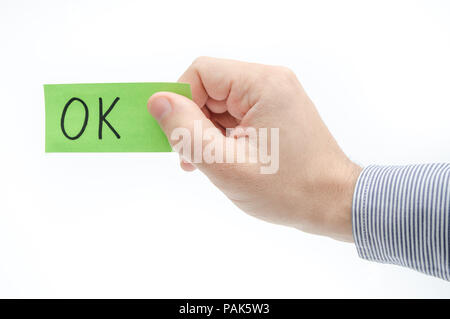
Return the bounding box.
[44,82,191,152]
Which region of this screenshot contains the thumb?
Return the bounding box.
[147,92,224,171]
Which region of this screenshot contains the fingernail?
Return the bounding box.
[148,96,172,121]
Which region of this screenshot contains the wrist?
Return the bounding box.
[324,161,362,242]
[291,158,362,242]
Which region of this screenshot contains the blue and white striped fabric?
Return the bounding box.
[352,164,450,281]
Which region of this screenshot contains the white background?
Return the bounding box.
[1,0,449,298]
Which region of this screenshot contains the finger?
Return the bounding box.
[148,92,228,172]
[180,158,197,172]
[206,98,227,114]
[211,111,240,130]
[178,56,261,120]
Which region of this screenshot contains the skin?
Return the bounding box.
[148,57,362,242]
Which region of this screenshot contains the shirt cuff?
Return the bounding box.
[352,164,450,280]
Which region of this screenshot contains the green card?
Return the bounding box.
[44,82,191,152]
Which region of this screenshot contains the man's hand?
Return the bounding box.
[148,57,361,242]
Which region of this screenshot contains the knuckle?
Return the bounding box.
[263,65,299,90]
[191,56,210,67]
[276,65,296,80]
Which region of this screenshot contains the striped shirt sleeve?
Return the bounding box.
[352,164,450,281]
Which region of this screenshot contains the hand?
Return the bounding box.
[147,57,361,242]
